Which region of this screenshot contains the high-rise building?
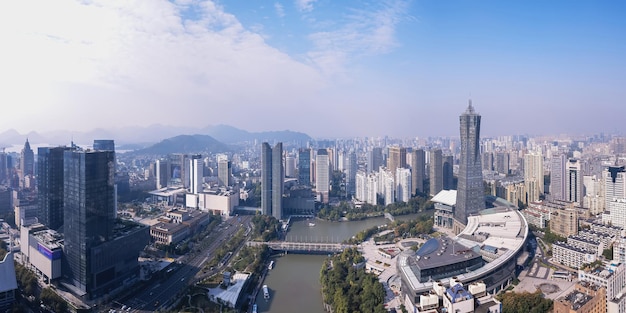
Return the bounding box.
[429,149,443,196]
[367,147,383,174]
[37,146,72,230]
[92,140,115,152]
[396,168,412,203]
[387,146,407,176]
[190,155,204,194]
[410,149,425,195]
[315,149,330,204]
[524,153,544,203]
[602,166,626,228]
[63,149,116,295]
[261,143,284,219]
[298,149,311,186]
[0,151,8,184]
[20,138,35,182]
[482,152,494,171]
[443,155,454,190]
[285,156,296,178]
[550,154,567,201]
[155,159,169,189]
[217,159,231,187]
[495,152,509,175]
[345,152,357,197]
[454,102,485,232]
[566,159,583,206]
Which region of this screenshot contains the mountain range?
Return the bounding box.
[0,124,312,147]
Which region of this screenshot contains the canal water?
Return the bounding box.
[253,213,424,312]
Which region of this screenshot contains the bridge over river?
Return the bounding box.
[247,241,358,254]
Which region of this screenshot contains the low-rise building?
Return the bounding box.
[553,241,596,269]
[553,282,606,313]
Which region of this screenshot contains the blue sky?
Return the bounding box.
[0,0,624,138]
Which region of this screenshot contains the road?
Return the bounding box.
[108,215,252,312]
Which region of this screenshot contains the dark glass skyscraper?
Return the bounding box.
[37,146,72,230]
[367,147,383,174]
[63,149,116,295]
[410,149,425,195]
[261,142,283,220]
[20,138,35,179]
[298,148,311,186]
[455,102,485,230]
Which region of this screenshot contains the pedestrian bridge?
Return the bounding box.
[247,241,358,254]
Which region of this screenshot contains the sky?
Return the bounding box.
[1,0,625,139]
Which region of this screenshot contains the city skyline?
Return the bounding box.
[1,1,625,138]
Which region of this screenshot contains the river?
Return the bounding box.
[253,213,424,312]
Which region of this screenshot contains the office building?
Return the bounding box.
[482,152,494,171]
[454,102,485,232]
[285,156,296,178]
[410,149,425,195]
[443,155,454,190]
[603,166,626,228]
[37,146,72,230]
[189,155,204,194]
[298,148,311,187]
[63,149,149,299]
[368,147,383,174]
[261,142,284,219]
[316,149,330,204]
[155,159,169,189]
[550,154,567,201]
[345,152,357,196]
[430,149,443,196]
[396,168,411,203]
[20,138,35,183]
[495,152,509,175]
[387,146,407,176]
[217,159,231,187]
[0,252,17,310]
[566,159,583,206]
[524,153,544,203]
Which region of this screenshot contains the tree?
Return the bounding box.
[497,290,552,313]
[603,245,614,260]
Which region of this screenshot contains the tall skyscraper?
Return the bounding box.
[155,158,169,189]
[396,168,412,203]
[217,159,231,187]
[0,151,8,184]
[285,156,296,178]
[566,158,583,206]
[345,152,357,197]
[63,149,116,295]
[20,138,35,181]
[482,152,494,171]
[315,149,330,204]
[37,146,72,230]
[429,149,443,196]
[443,155,454,190]
[495,152,510,175]
[367,147,383,174]
[387,146,407,175]
[603,166,626,228]
[261,143,283,219]
[298,148,311,186]
[550,154,567,201]
[190,155,204,194]
[454,102,485,232]
[410,149,425,195]
[524,153,544,203]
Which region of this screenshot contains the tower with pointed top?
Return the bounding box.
[20,138,35,185]
[454,101,485,233]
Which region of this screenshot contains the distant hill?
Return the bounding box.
[130,134,230,155]
[0,124,313,147]
[201,124,312,144]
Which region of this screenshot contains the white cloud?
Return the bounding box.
[295,0,317,12]
[274,2,285,18]
[305,0,411,77]
[0,0,325,133]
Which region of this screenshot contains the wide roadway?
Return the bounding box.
[115,215,252,312]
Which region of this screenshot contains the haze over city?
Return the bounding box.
[1,0,625,138]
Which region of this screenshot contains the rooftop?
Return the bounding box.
[431,190,457,207]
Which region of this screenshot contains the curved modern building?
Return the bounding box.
[398,196,529,312]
